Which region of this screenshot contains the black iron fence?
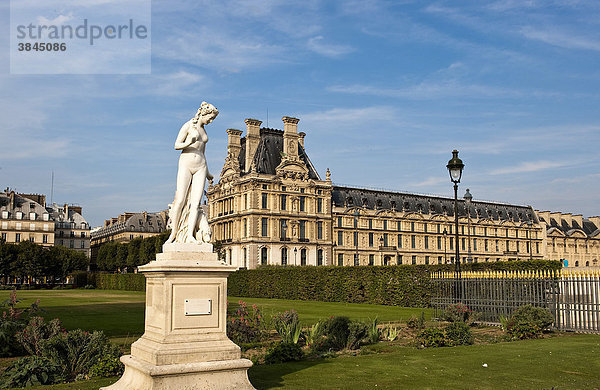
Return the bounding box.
[431,269,600,334]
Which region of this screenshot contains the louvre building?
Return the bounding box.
[206,117,600,269]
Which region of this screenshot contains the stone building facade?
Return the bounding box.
[0,189,92,256]
[90,211,167,262]
[206,117,599,269]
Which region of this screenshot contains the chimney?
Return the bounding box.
[63,204,69,217]
[9,191,15,210]
[298,131,306,149]
[282,116,299,158]
[244,119,262,173]
[226,128,243,160]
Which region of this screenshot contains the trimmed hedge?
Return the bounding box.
[94,260,562,305]
[95,273,145,291]
[228,265,434,307]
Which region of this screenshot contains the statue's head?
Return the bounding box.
[194,101,219,125]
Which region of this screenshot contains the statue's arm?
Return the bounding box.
[174,123,194,150]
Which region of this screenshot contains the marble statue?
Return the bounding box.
[165,102,218,245]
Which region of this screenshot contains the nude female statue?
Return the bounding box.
[165,102,218,244]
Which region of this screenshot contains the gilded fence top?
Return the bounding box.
[432,268,600,279]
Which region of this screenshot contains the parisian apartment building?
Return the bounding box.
[0,188,91,257]
[206,117,600,269]
[90,210,168,262]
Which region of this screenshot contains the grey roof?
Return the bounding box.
[0,191,49,220]
[332,186,537,223]
[538,216,599,237]
[46,204,89,228]
[238,128,320,180]
[91,212,166,240]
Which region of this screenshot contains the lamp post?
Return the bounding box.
[527,220,533,261]
[294,247,298,266]
[353,210,360,266]
[464,189,473,263]
[447,150,464,274]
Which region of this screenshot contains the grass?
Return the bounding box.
[0,290,431,338]
[3,289,600,389]
[249,334,600,389]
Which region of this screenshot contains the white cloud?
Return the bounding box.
[307,36,355,58]
[520,26,600,52]
[37,13,73,25]
[489,160,569,175]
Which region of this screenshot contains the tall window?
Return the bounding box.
[281,248,288,265]
[397,234,402,248]
[369,254,374,266]
[337,253,343,266]
[16,233,21,242]
[368,219,373,229]
[244,194,248,209]
[450,237,454,250]
[353,231,358,246]
[338,217,343,227]
[425,256,429,265]
[383,220,388,230]
[317,198,323,213]
[261,247,268,265]
[473,238,477,251]
[280,194,287,210]
[383,233,388,247]
[1,233,6,241]
[280,220,288,239]
[299,220,306,240]
[461,238,466,250]
[301,249,307,266]
[317,221,323,240]
[317,249,323,266]
[337,231,343,246]
[423,223,427,233]
[243,248,247,268]
[299,196,305,212]
[397,221,402,231]
[411,255,416,265]
[243,219,247,238]
[43,234,48,243]
[369,232,374,247]
[437,236,442,250]
[411,235,416,249]
[485,239,488,251]
[424,236,429,249]
[262,193,268,209]
[396,255,402,265]
[411,222,415,232]
[261,218,268,237]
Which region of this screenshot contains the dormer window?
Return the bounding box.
[16,212,23,220]
[404,201,410,210]
[43,213,49,221]
[376,199,383,209]
[29,212,36,220]
[1,211,8,219]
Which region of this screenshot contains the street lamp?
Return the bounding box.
[464,189,473,263]
[379,236,384,265]
[294,247,298,266]
[353,210,360,266]
[447,150,464,273]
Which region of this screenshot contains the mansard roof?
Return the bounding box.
[238,128,320,180]
[332,186,537,223]
[538,215,599,237]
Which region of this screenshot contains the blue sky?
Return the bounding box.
[1,0,599,227]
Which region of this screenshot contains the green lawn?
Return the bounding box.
[249,334,600,389]
[0,290,430,338]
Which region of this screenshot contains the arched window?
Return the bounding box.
[261,247,268,265]
[317,249,323,266]
[281,248,288,266]
[300,248,307,266]
[575,261,579,267]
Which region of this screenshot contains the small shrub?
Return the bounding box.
[367,317,381,344]
[444,321,474,346]
[0,290,41,357]
[39,329,121,381]
[304,321,323,347]
[506,305,553,340]
[443,303,478,324]
[346,322,369,350]
[264,342,304,364]
[16,316,63,356]
[88,354,124,378]
[418,328,446,348]
[322,316,351,351]
[0,356,62,388]
[273,310,301,344]
[227,301,266,344]
[407,311,426,329]
[383,326,400,341]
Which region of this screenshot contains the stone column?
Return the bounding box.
[102,247,254,390]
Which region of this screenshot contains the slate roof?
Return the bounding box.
[538,216,599,237]
[0,191,49,220]
[238,128,320,180]
[332,186,537,223]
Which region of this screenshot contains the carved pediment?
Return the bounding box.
[275,159,309,180]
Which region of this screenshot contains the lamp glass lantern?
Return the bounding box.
[447,150,464,183]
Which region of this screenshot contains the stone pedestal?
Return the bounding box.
[102,249,254,390]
